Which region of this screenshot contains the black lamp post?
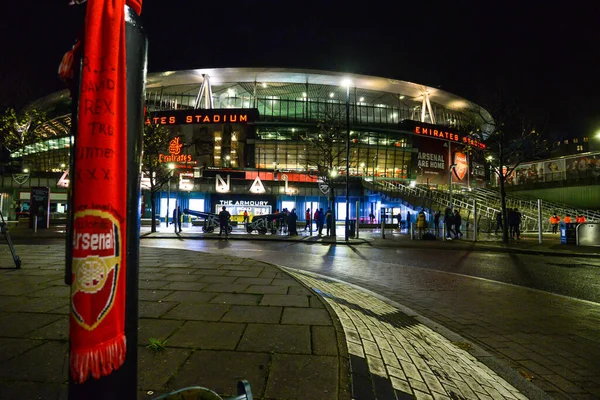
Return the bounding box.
[344,80,351,241]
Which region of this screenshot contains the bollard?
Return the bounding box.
[380,208,386,239]
[34,216,38,233]
[355,201,360,239]
[473,198,478,242]
[538,199,543,244]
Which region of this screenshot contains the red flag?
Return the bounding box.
[69,0,142,384]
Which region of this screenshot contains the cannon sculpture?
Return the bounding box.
[246,212,286,234]
[184,209,232,234]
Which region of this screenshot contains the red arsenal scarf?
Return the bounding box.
[69,0,142,384]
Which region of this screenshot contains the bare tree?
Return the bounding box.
[471,91,548,243]
[301,111,348,236]
[141,120,173,233]
[0,107,46,174]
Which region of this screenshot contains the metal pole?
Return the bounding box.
[473,198,478,242]
[166,176,170,228]
[355,200,360,239]
[68,5,146,399]
[538,199,543,244]
[345,84,350,241]
[448,167,453,210]
[381,208,385,239]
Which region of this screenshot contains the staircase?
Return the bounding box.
[364,178,598,233]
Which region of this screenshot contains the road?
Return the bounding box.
[141,239,600,303]
[142,239,600,399]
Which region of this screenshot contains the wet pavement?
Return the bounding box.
[1,223,600,399]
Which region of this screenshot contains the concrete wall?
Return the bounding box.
[511,185,600,210]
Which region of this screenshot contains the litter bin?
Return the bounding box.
[560,222,577,244]
[348,220,356,238]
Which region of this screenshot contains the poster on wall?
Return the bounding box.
[566,155,600,179]
[513,162,543,185]
[29,187,50,229]
[451,151,469,185]
[471,161,486,185]
[543,159,565,182]
[413,136,449,185]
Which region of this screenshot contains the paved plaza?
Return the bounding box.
[0,225,598,399]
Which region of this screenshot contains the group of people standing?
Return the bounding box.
[494,208,522,240]
[549,212,586,234]
[309,207,334,236]
[442,207,463,240]
[271,208,299,236]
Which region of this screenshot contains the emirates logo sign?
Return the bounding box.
[453,152,468,181]
[71,210,121,331]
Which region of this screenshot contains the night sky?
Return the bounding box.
[2,1,599,139]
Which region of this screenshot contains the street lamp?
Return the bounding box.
[448,163,457,209]
[343,78,352,241]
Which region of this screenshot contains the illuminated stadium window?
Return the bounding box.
[583,137,589,142]
[564,140,569,144]
[577,145,583,151]
[573,138,578,143]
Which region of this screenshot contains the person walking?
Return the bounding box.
[281,208,289,234]
[416,210,426,239]
[369,212,375,224]
[406,211,411,232]
[563,214,572,224]
[444,207,454,239]
[550,213,560,234]
[507,208,514,239]
[325,207,333,236]
[433,210,441,237]
[173,206,182,233]
[288,208,298,236]
[513,208,522,240]
[453,210,462,239]
[314,208,321,233]
[218,206,231,237]
[495,212,503,235]
[243,210,249,224]
[304,208,311,232]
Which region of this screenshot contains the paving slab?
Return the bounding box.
[161,303,229,321]
[259,293,309,307]
[265,353,339,400]
[220,305,282,323]
[166,350,270,398]
[138,318,184,344]
[167,321,246,349]
[0,341,68,383]
[209,293,262,305]
[281,306,333,325]
[237,324,311,354]
[138,346,191,390]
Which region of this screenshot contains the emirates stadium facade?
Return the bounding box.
[0,68,492,223]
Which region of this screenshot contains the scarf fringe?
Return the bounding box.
[71,335,127,383]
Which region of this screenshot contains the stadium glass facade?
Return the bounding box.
[0,68,491,223]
